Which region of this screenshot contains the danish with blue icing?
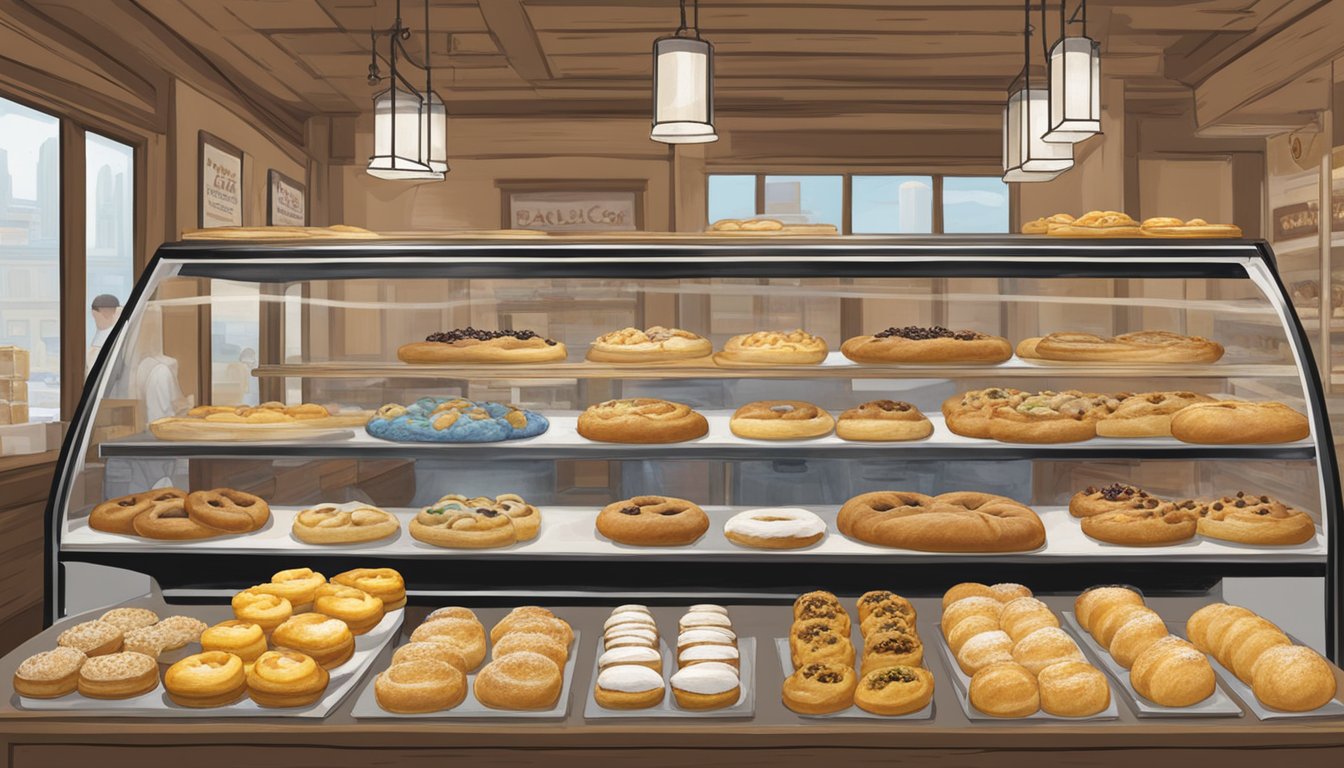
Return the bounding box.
[365,397,548,443]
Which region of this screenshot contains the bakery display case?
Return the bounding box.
[4,235,1344,763]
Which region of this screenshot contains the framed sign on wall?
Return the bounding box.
[499,180,646,232]
[198,131,244,228]
[267,170,307,227]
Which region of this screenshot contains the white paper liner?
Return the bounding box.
[582,638,755,719]
[1174,630,1344,720]
[1059,612,1242,718]
[350,631,580,720]
[933,623,1120,721]
[772,638,934,720]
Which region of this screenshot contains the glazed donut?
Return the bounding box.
[98,607,161,633]
[252,568,326,613]
[595,664,666,710]
[185,489,270,532]
[596,495,710,546]
[13,647,87,698]
[969,661,1039,717]
[292,503,400,544]
[89,489,187,534]
[854,665,935,716]
[132,497,224,540]
[56,620,123,657]
[410,617,488,669]
[577,398,709,443]
[838,491,1045,552]
[272,613,355,669]
[1037,660,1111,717]
[728,400,834,440]
[392,641,470,673]
[376,659,467,714]
[332,567,407,611]
[231,589,293,634]
[312,584,384,635]
[782,661,857,715]
[722,507,826,549]
[164,651,247,708]
[76,651,159,699]
[246,650,330,708]
[474,651,562,710]
[201,620,268,662]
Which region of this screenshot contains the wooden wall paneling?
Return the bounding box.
[58,120,86,419]
[0,459,56,654]
[672,143,707,232]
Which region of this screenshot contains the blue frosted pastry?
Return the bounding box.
[366,398,548,443]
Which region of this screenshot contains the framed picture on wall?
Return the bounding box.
[267,169,307,227]
[199,131,244,228]
[498,180,646,232]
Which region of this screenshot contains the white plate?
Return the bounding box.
[350,631,580,720]
[583,638,756,719]
[1059,612,1242,718]
[772,638,934,720]
[933,623,1120,721]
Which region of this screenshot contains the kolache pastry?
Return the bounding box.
[292,502,399,544]
[1170,401,1309,444]
[164,651,247,707]
[13,647,87,698]
[201,620,268,663]
[728,400,834,440]
[838,491,1045,552]
[723,507,827,549]
[577,397,708,443]
[272,613,355,669]
[596,495,710,546]
[1187,602,1337,711]
[854,665,934,716]
[398,328,566,364]
[594,604,665,710]
[332,567,408,611]
[76,651,160,699]
[313,584,385,635]
[587,326,712,363]
[783,662,857,714]
[1016,330,1224,364]
[835,400,932,442]
[841,326,1012,364]
[1141,216,1242,238]
[410,493,540,549]
[89,487,270,540]
[367,397,548,443]
[1097,391,1216,437]
[713,329,828,366]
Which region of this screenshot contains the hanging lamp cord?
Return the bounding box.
[1022,0,1031,91]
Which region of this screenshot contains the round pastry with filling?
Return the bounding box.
[729,400,834,440]
[713,329,828,366]
[841,326,1011,364]
[782,661,856,715]
[587,326,712,363]
[597,495,710,546]
[1195,492,1316,545]
[578,398,709,444]
[835,400,933,442]
[164,651,247,708]
[853,664,934,716]
[1069,484,1162,518]
[246,650,330,708]
[398,328,566,364]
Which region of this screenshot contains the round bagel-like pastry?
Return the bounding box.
[1011,627,1084,675]
[1107,609,1168,669]
[713,329,828,366]
[398,329,566,364]
[393,641,470,673]
[410,497,517,549]
[587,326,712,363]
[312,584,384,635]
[998,598,1059,643]
[947,615,1001,656]
[1096,391,1216,437]
[13,647,87,698]
[246,650,330,708]
[729,400,834,440]
[164,651,247,708]
[836,400,932,442]
[969,662,1039,718]
[272,613,355,669]
[679,644,739,670]
[1032,330,1223,363]
[854,665,935,716]
[942,387,1028,438]
[670,660,740,710]
[578,398,708,443]
[724,507,826,549]
[76,651,159,699]
[782,661,857,715]
[790,619,854,669]
[490,615,574,648]
[252,567,326,613]
[376,659,466,714]
[838,491,1045,553]
[597,495,710,546]
[156,615,209,647]
[201,620,268,663]
[840,326,1011,364]
[942,596,1005,634]
[942,582,995,609]
[861,631,924,674]
[1091,603,1151,649]
[1229,626,1291,684]
[1069,484,1162,518]
[1196,492,1316,545]
[185,488,270,532]
[232,589,293,634]
[1250,645,1338,712]
[474,651,562,710]
[1129,635,1215,707]
[57,620,123,657]
[599,645,663,673]
[1037,660,1111,717]
[410,618,488,669]
[292,503,399,544]
[1170,401,1309,444]
[493,632,569,668]
[89,489,187,535]
[793,591,850,628]
[1081,502,1200,546]
[98,607,161,633]
[132,497,223,540]
[957,630,1014,675]
[332,567,406,611]
[1074,586,1143,633]
[856,590,916,624]
[594,664,665,710]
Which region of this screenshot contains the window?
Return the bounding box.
[0,96,61,422]
[85,132,135,376]
[707,173,1010,234]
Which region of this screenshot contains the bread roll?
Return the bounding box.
[1011,627,1084,676]
[1075,587,1143,633]
[946,615,1000,655]
[943,597,1004,634]
[1228,626,1291,684]
[969,662,1039,717]
[1129,635,1215,707]
[999,597,1058,643]
[1037,660,1111,717]
[1107,609,1168,669]
[1092,603,1149,648]
[1250,645,1337,712]
[957,630,1013,675]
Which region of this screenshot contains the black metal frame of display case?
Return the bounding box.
[45,237,1342,662]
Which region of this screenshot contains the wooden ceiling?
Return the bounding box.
[20,0,1336,121]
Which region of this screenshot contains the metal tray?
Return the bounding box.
[772,637,934,720]
[583,638,756,719]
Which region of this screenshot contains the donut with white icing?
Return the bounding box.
[594,664,665,709]
[670,661,740,710]
[598,645,662,672]
[724,507,827,549]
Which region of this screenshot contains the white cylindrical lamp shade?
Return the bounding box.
[1043,36,1101,143]
[1002,86,1073,181]
[367,87,440,180]
[421,92,449,174]
[651,36,718,144]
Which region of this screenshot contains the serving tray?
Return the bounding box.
[772,637,933,720]
[583,638,756,720]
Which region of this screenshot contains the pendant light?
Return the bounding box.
[1002,0,1072,181]
[366,0,446,180]
[1043,0,1101,143]
[651,0,717,144]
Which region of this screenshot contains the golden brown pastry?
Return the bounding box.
[713,329,828,366]
[998,597,1059,643]
[835,400,933,442]
[1129,636,1215,707]
[790,619,855,669]
[272,613,355,669]
[292,503,400,544]
[1096,391,1216,437]
[398,329,567,364]
[1037,660,1111,717]
[375,659,467,714]
[1107,609,1168,669]
[840,327,1011,364]
[1195,492,1316,545]
[201,620,268,663]
[1010,627,1084,675]
[392,641,470,673]
[410,617,488,670]
[1029,330,1223,363]
[1074,586,1144,634]
[957,630,1014,675]
[856,590,917,624]
[587,326,712,363]
[76,651,159,699]
[474,651,563,710]
[163,651,248,708]
[185,488,270,533]
[12,647,87,698]
[312,583,384,635]
[729,400,834,440]
[1069,484,1162,518]
[782,662,857,715]
[594,664,665,709]
[1250,645,1337,712]
[56,620,123,657]
[252,567,325,613]
[331,567,407,611]
[853,665,934,716]
[88,489,188,535]
[246,649,330,708]
[942,387,1027,438]
[946,615,1000,655]
[1170,401,1309,444]
[860,631,924,674]
[577,398,708,443]
[670,661,740,710]
[969,661,1039,717]
[231,589,293,634]
[838,491,1045,552]
[1081,502,1201,546]
[596,495,710,546]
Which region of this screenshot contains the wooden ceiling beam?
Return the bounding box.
[1164,0,1328,85]
[477,0,552,81]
